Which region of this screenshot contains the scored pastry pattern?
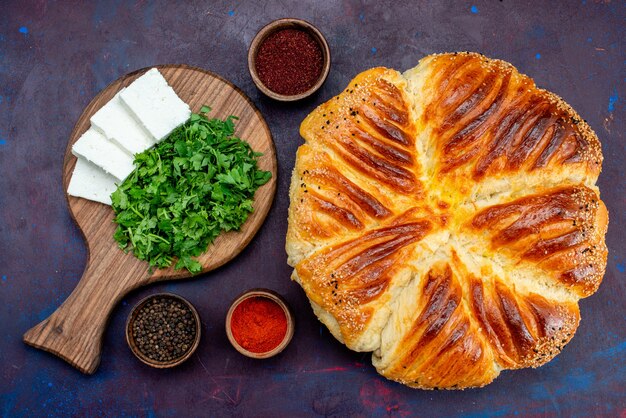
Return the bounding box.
[286,52,607,389]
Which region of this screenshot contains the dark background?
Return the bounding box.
[1,1,624,416]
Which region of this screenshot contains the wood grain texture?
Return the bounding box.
[23,65,277,374]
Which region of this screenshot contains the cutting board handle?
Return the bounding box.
[23,259,140,374]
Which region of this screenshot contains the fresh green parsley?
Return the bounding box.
[111,107,272,274]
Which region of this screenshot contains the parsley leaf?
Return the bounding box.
[111,108,272,274]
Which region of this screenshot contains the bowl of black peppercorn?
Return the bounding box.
[126,293,201,368]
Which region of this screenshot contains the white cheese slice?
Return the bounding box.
[90,89,155,155]
[71,128,135,181]
[67,157,119,205]
[120,68,191,142]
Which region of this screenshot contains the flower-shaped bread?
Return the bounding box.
[286,53,608,389]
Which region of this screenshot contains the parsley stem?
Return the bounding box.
[127,227,136,247]
[130,205,144,219]
[148,234,170,245]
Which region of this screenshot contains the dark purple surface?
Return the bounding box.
[1,1,624,416]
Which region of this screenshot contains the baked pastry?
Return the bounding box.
[286,52,608,389]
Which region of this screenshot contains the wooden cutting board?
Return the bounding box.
[23,65,277,374]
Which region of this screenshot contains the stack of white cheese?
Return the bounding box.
[68,68,191,205]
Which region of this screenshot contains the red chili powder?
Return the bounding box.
[230,296,288,353]
[255,28,323,96]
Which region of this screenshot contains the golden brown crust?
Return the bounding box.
[419,52,602,181]
[377,263,500,389]
[296,214,432,347]
[286,53,608,389]
[466,272,580,370]
[300,67,422,196]
[373,255,580,389]
[471,186,608,297]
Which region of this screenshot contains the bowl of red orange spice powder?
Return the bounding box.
[248,18,331,101]
[225,289,295,359]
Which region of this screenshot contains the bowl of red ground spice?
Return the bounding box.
[225,289,295,359]
[248,18,331,101]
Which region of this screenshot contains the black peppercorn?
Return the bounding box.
[131,296,197,363]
